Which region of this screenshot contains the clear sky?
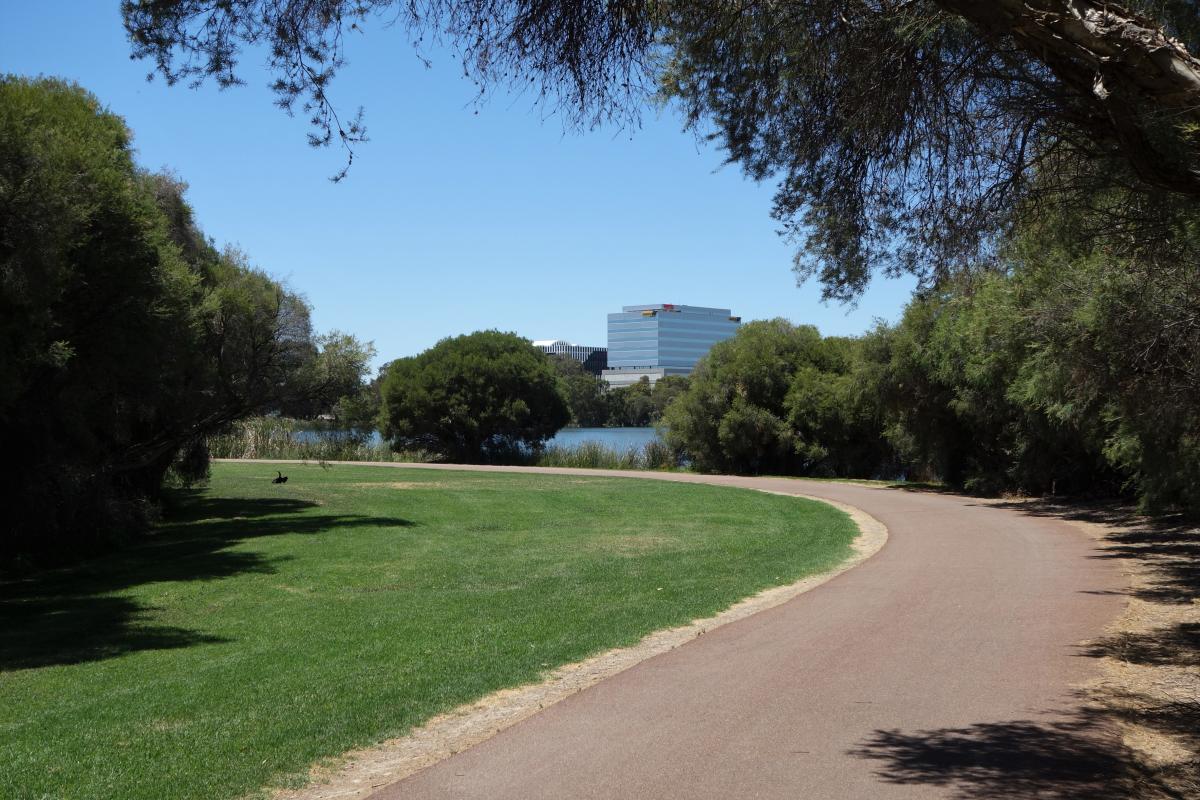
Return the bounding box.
[1,2,916,370]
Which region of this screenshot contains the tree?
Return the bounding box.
[999,191,1200,509]
[0,76,373,558]
[869,274,1117,495]
[650,375,690,421]
[863,177,1200,509]
[939,0,1200,197]
[124,1,1200,297]
[662,320,808,474]
[333,368,385,429]
[785,338,895,477]
[666,0,1200,298]
[379,331,569,462]
[607,378,656,427]
[662,320,894,475]
[549,355,609,427]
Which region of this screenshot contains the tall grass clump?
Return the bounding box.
[207,417,432,463]
[534,440,682,471]
[642,440,679,470]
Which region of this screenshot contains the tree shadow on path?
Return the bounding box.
[0,494,415,671]
[992,500,1200,605]
[855,497,1200,799]
[850,711,1140,800]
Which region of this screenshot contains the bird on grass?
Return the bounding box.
[272,471,288,484]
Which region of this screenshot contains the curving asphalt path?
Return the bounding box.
[350,466,1126,800]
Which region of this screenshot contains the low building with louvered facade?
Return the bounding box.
[532,340,608,376]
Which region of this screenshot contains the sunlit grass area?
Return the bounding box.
[1,462,856,800]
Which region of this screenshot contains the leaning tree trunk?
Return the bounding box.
[937,0,1200,196]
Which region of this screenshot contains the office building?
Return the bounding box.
[602,304,740,387]
[533,340,608,376]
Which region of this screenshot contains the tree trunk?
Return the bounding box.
[937,0,1200,195]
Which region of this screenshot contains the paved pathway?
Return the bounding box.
[344,466,1126,799]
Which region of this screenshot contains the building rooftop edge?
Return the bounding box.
[618,304,733,315]
[532,339,605,348]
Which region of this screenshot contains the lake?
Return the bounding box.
[296,426,661,449]
[548,427,661,449]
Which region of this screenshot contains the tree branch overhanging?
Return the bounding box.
[122,1,1200,298]
[936,0,1200,195]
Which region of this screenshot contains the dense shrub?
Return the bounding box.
[662,320,894,476]
[379,331,570,462]
[654,182,1198,513]
[864,197,1200,510]
[0,77,371,559]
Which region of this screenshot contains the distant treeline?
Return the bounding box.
[549,358,689,428]
[294,259,1198,514]
[330,352,690,433]
[214,231,1198,515]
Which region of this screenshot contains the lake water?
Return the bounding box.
[297,426,661,450]
[548,427,661,450]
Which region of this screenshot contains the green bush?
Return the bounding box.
[867,203,1200,511]
[662,320,894,476]
[379,331,570,463]
[0,77,372,558]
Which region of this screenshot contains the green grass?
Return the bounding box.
[1,462,856,800]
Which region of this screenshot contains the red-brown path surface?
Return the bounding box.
[349,465,1127,800]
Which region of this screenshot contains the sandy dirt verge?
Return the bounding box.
[267,490,887,800]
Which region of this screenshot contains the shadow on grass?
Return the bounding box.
[849,711,1135,799]
[0,493,415,671]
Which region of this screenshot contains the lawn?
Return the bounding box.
[0,462,857,800]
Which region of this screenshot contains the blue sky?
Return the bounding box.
[1,2,916,370]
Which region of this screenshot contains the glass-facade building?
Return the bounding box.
[603,304,740,387]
